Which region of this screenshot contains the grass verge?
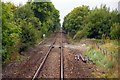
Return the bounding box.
[83,39,119,78]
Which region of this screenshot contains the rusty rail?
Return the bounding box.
[60,32,64,80]
[32,38,56,80]
[32,32,64,80]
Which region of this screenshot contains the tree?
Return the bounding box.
[110,23,120,39]
[2,1,60,63]
[32,2,60,33]
[63,5,119,39]
[63,5,89,38]
[2,2,21,61]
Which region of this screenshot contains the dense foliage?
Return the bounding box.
[2,1,60,62]
[63,5,120,39]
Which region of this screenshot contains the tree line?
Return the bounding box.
[1,1,60,62]
[63,5,120,40]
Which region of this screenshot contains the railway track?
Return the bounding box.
[32,32,64,80]
[2,32,93,79]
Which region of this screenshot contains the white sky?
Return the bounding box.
[2,0,120,24]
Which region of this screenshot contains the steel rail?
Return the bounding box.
[32,38,56,80]
[60,32,64,80]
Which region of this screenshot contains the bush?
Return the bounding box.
[2,2,60,63]
[19,21,37,52]
[110,23,120,39]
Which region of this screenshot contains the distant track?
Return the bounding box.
[32,32,64,80]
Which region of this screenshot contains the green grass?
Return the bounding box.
[67,35,119,78]
[84,49,114,69]
[83,40,119,78]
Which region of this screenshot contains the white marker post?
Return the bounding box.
[43,34,45,39]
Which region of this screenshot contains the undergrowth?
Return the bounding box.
[83,40,119,78]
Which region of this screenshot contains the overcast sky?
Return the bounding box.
[2,0,120,24]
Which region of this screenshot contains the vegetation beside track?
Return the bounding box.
[67,36,119,78]
[63,5,120,39]
[84,40,119,78]
[1,1,60,63]
[63,4,119,78]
